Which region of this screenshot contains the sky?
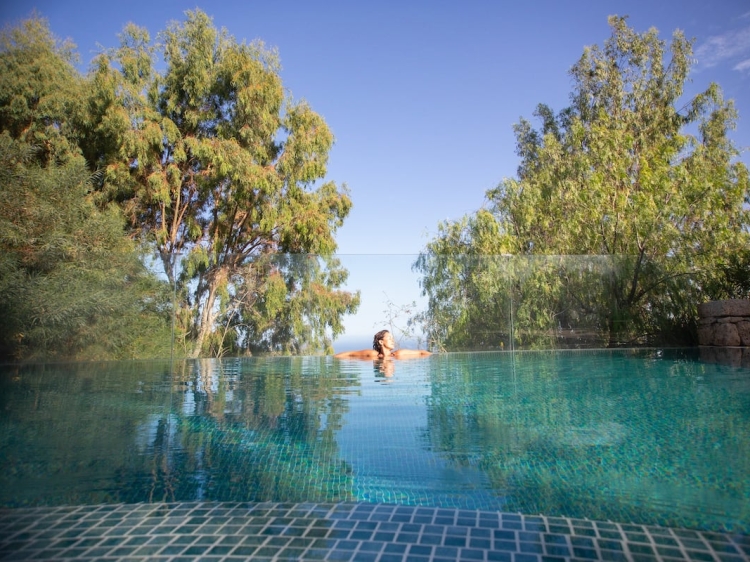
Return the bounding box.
[2,0,750,349]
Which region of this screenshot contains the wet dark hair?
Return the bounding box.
[372,329,390,354]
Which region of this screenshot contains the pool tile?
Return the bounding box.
[629,542,657,555]
[470,537,492,549]
[519,541,544,553]
[682,537,712,551]
[513,553,542,562]
[0,502,748,562]
[350,530,373,540]
[599,549,629,562]
[658,545,687,558]
[686,549,722,561]
[446,525,469,536]
[575,543,602,558]
[328,528,351,539]
[713,543,744,556]
[433,545,459,558]
[575,526,599,537]
[599,529,625,540]
[443,534,467,547]
[502,539,524,552]
[545,544,571,557]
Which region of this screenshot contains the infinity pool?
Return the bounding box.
[1,349,749,534]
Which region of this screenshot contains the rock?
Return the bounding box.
[737,321,750,347]
[717,316,746,323]
[696,300,750,348]
[698,299,750,318]
[697,325,715,346]
[714,322,741,347]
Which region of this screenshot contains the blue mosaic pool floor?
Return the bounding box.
[0,502,747,562]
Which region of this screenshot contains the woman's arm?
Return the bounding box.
[334,349,379,359]
[392,349,431,359]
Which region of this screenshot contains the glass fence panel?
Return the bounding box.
[1,249,701,362]
[410,254,701,352]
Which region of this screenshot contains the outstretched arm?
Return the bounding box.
[392,349,431,359]
[334,349,379,359]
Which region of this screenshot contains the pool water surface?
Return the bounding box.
[1,349,749,535]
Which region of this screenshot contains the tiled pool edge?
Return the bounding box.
[0,502,748,562]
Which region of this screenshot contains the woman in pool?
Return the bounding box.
[334,329,431,359]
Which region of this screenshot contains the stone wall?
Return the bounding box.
[698,300,750,368]
[697,299,750,347]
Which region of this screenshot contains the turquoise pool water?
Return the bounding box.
[1,349,749,534]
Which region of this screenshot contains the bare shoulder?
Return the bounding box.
[392,349,432,359]
[334,349,379,359]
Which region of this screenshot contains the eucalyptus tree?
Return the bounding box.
[416,16,750,348]
[0,15,83,166]
[84,10,358,357]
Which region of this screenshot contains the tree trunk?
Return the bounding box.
[190,278,219,358]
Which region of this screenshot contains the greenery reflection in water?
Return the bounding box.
[1,350,750,533]
[0,357,358,506]
[425,350,750,532]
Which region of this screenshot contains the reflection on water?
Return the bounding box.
[373,358,395,378]
[1,349,749,533]
[0,357,359,506]
[424,350,750,532]
[700,346,750,368]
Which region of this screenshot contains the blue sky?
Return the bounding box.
[2,0,750,348]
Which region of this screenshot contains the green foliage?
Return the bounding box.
[413,211,515,351]
[0,15,83,166]
[0,11,359,359]
[0,134,172,361]
[236,255,360,356]
[84,10,357,357]
[415,16,750,350]
[702,246,750,301]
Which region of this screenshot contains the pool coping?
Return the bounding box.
[0,501,747,561]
